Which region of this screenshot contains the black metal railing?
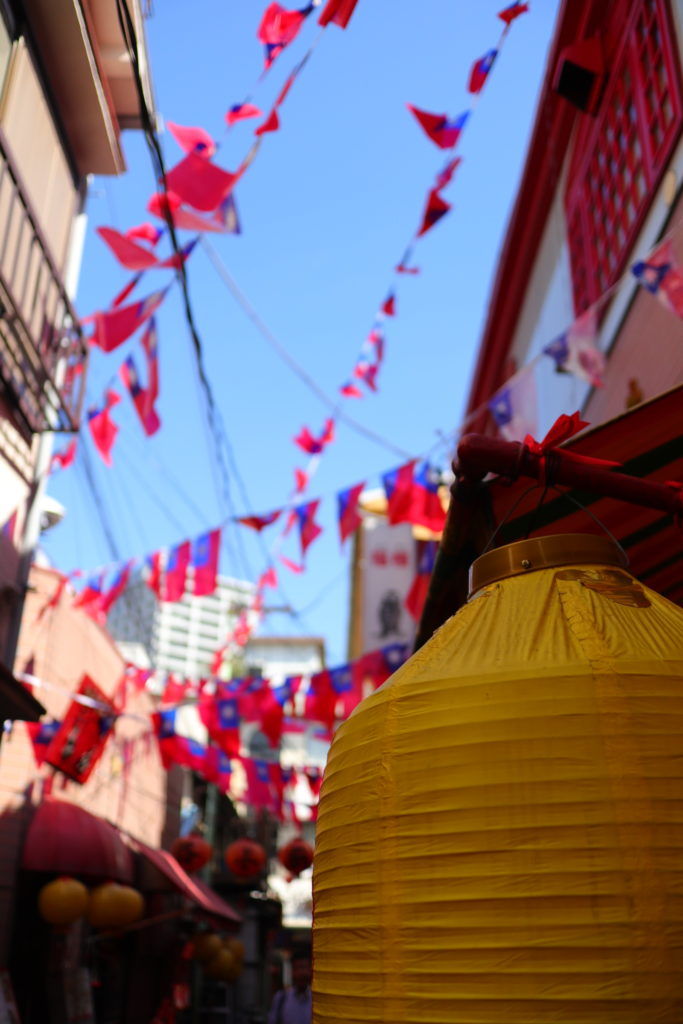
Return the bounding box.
[0,126,88,435]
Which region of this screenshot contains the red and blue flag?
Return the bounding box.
[152,706,210,772]
[50,438,77,473]
[126,222,164,246]
[488,367,537,442]
[318,0,358,28]
[632,239,683,318]
[337,481,364,544]
[226,102,263,126]
[417,189,451,237]
[242,757,283,815]
[498,2,529,25]
[255,108,280,136]
[164,153,236,213]
[119,320,161,438]
[237,510,281,532]
[382,461,417,525]
[407,105,469,150]
[166,121,216,158]
[72,572,105,626]
[90,288,168,353]
[410,462,447,533]
[257,3,311,68]
[191,528,221,597]
[200,689,241,757]
[468,49,497,93]
[96,226,160,271]
[405,540,438,621]
[99,560,133,617]
[27,718,62,766]
[435,155,462,191]
[304,672,337,731]
[339,381,363,398]
[203,745,233,790]
[294,499,323,557]
[144,551,163,599]
[87,389,121,466]
[162,540,191,602]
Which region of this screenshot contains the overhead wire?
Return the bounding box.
[113,0,252,571]
[202,239,413,461]
[76,439,122,562]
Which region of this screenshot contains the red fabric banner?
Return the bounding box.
[44,676,117,784]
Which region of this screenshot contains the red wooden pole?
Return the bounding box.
[456,434,683,516]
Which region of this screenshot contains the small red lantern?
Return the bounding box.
[171,834,213,874]
[224,838,267,881]
[277,837,314,878]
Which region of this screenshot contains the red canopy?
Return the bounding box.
[22,798,134,882]
[132,839,241,926]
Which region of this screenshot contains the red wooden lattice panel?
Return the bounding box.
[565,0,683,313]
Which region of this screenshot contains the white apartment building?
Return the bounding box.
[107,571,255,679]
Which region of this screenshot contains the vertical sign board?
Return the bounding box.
[360,516,416,655]
[44,675,117,784]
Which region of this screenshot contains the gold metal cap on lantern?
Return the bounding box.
[469,532,629,597]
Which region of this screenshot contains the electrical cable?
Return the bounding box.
[113,0,249,559]
[76,439,121,562]
[201,239,413,461]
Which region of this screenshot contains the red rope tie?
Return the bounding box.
[524,411,621,485]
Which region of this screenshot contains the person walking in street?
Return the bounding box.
[267,954,312,1024]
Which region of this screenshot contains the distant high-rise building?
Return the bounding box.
[107,571,255,679]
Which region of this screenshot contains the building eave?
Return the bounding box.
[464,0,599,432]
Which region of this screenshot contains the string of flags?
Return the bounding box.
[62,0,355,474]
[485,228,683,442]
[55,454,447,613]
[53,2,534,663]
[21,637,408,820]
[63,0,530,479]
[201,1,532,654]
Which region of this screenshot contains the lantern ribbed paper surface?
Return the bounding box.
[313,540,683,1023]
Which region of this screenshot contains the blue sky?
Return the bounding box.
[43,0,561,665]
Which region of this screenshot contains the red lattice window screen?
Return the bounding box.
[565,0,683,313]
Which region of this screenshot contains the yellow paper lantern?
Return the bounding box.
[191,932,223,962]
[222,936,245,962]
[204,948,237,981]
[313,536,683,1023]
[38,876,89,926]
[86,882,144,929]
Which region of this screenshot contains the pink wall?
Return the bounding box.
[0,564,181,964]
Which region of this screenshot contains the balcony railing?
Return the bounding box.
[0,126,87,435]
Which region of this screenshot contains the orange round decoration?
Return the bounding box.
[191,932,222,962]
[277,838,314,878]
[38,876,89,926]
[86,882,144,929]
[171,835,213,874]
[224,838,267,880]
[222,936,245,962]
[204,948,237,981]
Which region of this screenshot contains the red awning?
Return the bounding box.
[22,797,134,882]
[486,384,683,603]
[132,839,242,926]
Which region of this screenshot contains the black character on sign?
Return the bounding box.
[378,590,402,637]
